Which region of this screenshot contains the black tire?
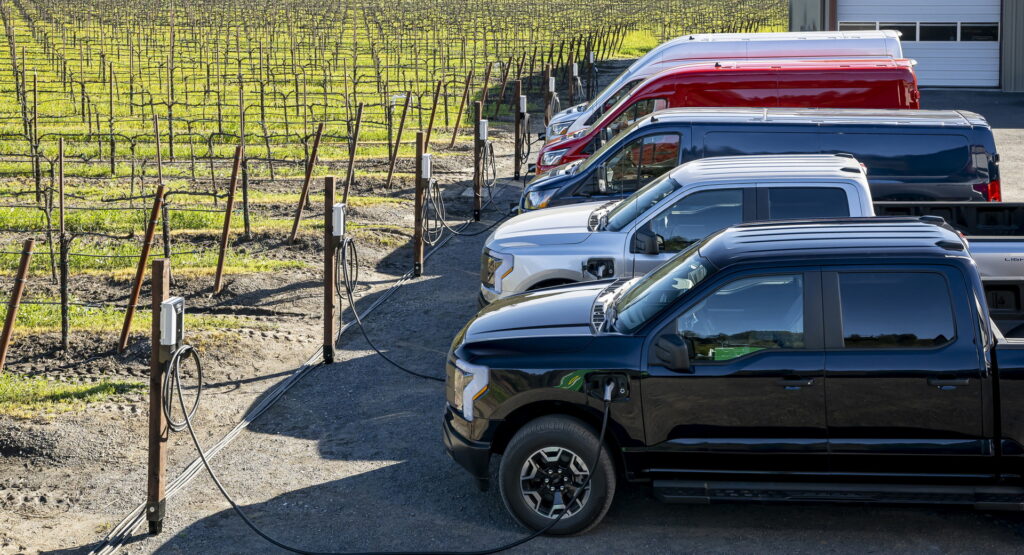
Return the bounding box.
[498,415,616,535]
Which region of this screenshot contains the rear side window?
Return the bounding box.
[823,133,970,177]
[703,131,819,158]
[838,272,955,349]
[768,188,849,220]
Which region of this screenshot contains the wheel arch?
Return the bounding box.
[490,400,627,476]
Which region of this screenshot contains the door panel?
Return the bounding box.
[642,271,827,474]
[823,268,992,477]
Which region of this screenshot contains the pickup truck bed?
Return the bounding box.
[876,202,1024,330]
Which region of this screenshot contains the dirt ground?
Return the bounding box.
[4,76,1024,554]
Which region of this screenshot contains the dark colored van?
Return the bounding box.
[521,108,1000,211]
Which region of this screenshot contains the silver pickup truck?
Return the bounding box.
[481,154,874,304]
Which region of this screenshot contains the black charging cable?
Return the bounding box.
[173,348,616,555]
[334,238,445,383]
[162,344,203,433]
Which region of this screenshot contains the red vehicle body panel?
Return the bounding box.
[536,59,920,172]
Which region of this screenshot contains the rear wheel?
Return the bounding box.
[498,415,615,535]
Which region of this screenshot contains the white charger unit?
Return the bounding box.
[332,203,347,237]
[160,297,185,347]
[478,119,488,141]
[421,154,433,180]
[518,95,527,114]
[548,77,556,93]
[571,63,578,78]
[588,51,595,64]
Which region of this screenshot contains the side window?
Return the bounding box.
[645,189,743,253]
[600,133,680,195]
[838,272,956,348]
[767,187,850,220]
[676,274,805,361]
[608,98,668,136]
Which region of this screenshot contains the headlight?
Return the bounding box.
[452,359,489,421]
[481,249,513,290]
[541,149,568,167]
[524,188,559,210]
[547,121,572,137]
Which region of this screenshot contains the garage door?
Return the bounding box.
[838,0,1001,87]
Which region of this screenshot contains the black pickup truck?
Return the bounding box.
[443,217,1024,535]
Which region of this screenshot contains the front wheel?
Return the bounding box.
[498,415,616,535]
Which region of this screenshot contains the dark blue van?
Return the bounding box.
[521,108,1001,210]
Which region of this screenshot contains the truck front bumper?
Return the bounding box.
[443,405,494,491]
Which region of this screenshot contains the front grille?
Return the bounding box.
[590,278,630,331]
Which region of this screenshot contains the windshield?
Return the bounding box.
[604,174,681,232]
[613,248,715,334]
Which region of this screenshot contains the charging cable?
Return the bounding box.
[162,344,203,433]
[172,346,616,555]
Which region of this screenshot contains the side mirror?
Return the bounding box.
[633,228,661,255]
[651,334,690,373]
[596,164,608,194]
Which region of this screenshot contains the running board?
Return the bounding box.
[653,480,1024,511]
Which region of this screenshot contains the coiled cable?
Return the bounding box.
[162,344,203,433]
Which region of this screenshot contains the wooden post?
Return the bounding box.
[118,183,165,353]
[413,132,425,277]
[424,79,442,149]
[544,66,554,126]
[0,239,33,373]
[513,80,523,180]
[58,139,69,351]
[449,70,473,149]
[343,104,363,198]
[472,101,483,222]
[146,258,169,535]
[323,176,336,364]
[213,145,243,293]
[239,86,251,240]
[385,93,411,190]
[288,122,324,243]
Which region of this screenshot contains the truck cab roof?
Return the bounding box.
[700,218,967,269]
[665,154,866,186]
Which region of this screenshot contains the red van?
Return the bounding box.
[536,59,920,172]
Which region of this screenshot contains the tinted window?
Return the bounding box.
[961,24,999,41]
[919,23,957,41]
[768,187,850,220]
[823,133,970,177]
[646,189,743,252]
[608,98,668,136]
[838,272,955,348]
[703,131,819,158]
[677,274,805,361]
[598,133,680,196]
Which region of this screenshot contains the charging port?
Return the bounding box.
[586,373,629,402]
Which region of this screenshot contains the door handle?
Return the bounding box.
[777,377,815,389]
[928,377,970,388]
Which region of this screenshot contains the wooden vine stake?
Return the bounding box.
[213,145,243,293]
[0,239,33,374]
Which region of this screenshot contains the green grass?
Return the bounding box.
[0,296,267,335]
[0,373,145,418]
[615,30,662,59]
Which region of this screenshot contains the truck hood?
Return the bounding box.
[465,281,607,342]
[487,202,600,248]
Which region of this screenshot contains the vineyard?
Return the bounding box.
[0,0,786,384]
